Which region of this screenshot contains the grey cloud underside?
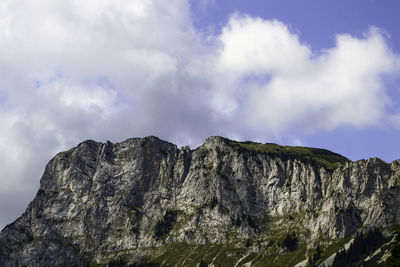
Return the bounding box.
[1,136,399,266]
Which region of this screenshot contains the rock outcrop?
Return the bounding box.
[1,136,399,266]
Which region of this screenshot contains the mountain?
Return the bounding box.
[1,136,400,266]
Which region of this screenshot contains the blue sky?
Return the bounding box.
[191,0,400,161]
[193,0,400,50]
[0,0,400,228]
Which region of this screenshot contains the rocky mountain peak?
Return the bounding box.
[1,136,399,266]
[203,136,231,147]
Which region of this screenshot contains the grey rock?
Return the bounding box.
[1,136,399,266]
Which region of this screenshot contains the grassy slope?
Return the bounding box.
[228,140,350,171]
[92,222,400,267]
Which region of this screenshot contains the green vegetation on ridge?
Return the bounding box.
[228,140,350,170]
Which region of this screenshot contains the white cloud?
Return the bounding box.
[214,15,400,136]
[217,14,312,75]
[0,2,399,229]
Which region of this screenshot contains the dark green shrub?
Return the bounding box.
[281,233,298,252]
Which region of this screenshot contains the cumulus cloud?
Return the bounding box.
[214,14,400,136]
[0,2,399,228]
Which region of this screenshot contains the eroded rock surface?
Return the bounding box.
[1,136,399,266]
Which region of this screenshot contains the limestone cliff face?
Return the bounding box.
[1,136,399,266]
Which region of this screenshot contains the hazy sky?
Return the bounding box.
[1,0,400,229]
